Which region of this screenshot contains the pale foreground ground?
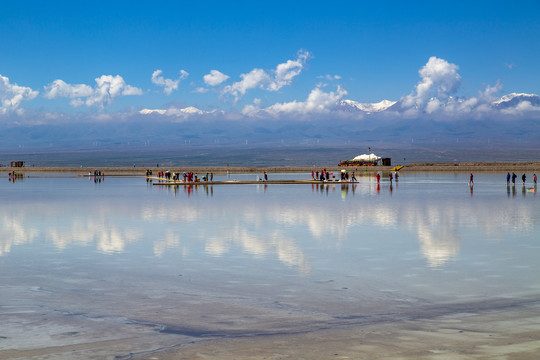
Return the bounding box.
[144,305,540,360]
[1,300,539,359]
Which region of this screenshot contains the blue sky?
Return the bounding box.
[1,0,539,121]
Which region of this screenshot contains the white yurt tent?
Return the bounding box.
[352,153,381,161]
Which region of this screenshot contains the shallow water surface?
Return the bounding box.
[0,172,538,358]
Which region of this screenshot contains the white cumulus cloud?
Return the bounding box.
[223,49,311,101]
[0,74,39,114]
[478,80,503,103]
[402,56,461,110]
[203,70,230,86]
[241,98,262,115]
[223,68,270,101]
[500,100,540,115]
[151,69,189,95]
[44,75,142,109]
[383,56,525,119]
[243,85,347,117]
[43,79,93,99]
[268,49,311,91]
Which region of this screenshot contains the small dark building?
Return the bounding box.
[11,161,25,168]
[381,158,392,166]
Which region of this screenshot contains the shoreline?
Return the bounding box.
[2,162,540,175]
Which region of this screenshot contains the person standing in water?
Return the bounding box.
[469,173,474,185]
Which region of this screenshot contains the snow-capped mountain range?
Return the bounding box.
[337,93,540,114]
[140,93,539,118]
[335,99,397,113]
[491,93,540,108]
[139,106,208,116]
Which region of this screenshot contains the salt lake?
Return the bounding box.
[1,172,539,359]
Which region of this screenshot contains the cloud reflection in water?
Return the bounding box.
[0,179,537,272]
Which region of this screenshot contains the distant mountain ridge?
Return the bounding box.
[139,93,540,118]
[139,106,208,115]
[335,99,396,113]
[336,93,540,114]
[491,93,540,108]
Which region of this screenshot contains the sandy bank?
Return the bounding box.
[403,162,540,172]
[2,162,539,175]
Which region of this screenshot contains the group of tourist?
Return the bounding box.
[340,171,358,182]
[312,169,331,181]
[311,169,348,182]
[152,170,214,183]
[311,169,403,183]
[144,169,537,188]
[507,172,537,186]
[311,169,357,182]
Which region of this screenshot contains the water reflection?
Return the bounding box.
[0,210,39,255]
[153,230,182,257]
[0,176,538,273]
[205,228,311,274]
[506,183,537,198]
[1,207,142,256]
[155,183,216,197]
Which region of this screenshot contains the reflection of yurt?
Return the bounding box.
[339,153,381,166]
